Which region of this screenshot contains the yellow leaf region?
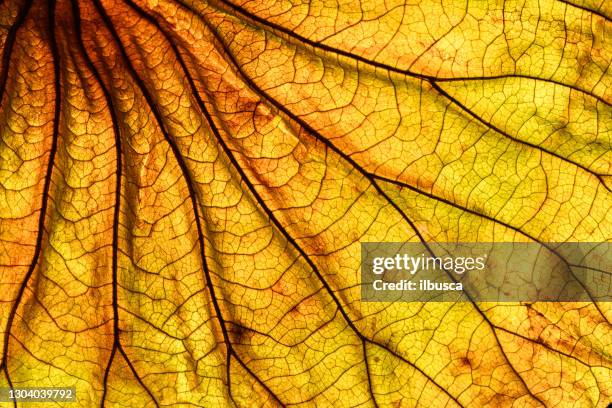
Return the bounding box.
[0,0,610,406]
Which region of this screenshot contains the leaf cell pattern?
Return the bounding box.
[0,0,610,406]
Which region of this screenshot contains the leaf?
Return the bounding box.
[0,0,610,406]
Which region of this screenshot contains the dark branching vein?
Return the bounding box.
[373,173,609,320]
[91,1,282,406]
[433,74,610,108]
[208,0,611,108]
[492,323,605,369]
[0,0,34,106]
[69,2,144,406]
[230,305,337,348]
[430,82,611,192]
[0,0,61,407]
[120,1,461,406]
[555,0,612,22]
[362,342,380,408]
[88,0,226,404]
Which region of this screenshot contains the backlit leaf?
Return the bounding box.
[0,0,610,406]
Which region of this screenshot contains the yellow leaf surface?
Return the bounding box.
[0,0,610,406]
